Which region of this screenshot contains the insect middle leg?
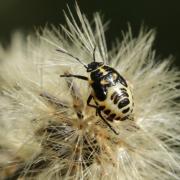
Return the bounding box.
[87,94,98,115]
[87,94,119,135]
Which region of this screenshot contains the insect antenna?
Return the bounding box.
[93,45,105,63]
[56,48,88,68]
[93,45,96,62]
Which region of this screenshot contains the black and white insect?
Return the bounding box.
[58,47,134,135]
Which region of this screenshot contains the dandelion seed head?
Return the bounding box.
[0,4,180,180]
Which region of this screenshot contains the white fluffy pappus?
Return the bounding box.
[0,4,180,180]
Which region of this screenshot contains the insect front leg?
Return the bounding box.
[60,74,88,81]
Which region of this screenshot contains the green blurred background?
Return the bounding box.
[0,0,179,67]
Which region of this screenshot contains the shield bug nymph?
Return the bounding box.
[58,47,134,135]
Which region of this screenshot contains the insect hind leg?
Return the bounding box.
[97,109,119,135]
[87,95,119,135]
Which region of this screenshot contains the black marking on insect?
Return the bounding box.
[57,46,134,135]
[122,107,130,114]
[104,109,111,115]
[118,98,130,109]
[107,113,116,121]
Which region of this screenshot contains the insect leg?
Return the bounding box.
[60,74,88,81]
[97,109,119,135]
[87,95,118,135]
[87,94,98,115]
[87,94,97,109]
[93,45,96,62]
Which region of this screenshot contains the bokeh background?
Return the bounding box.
[0,0,179,67]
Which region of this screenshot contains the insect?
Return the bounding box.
[58,47,134,135]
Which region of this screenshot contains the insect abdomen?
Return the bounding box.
[96,85,133,121]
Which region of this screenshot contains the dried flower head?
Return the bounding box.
[0,4,180,180]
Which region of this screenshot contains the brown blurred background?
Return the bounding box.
[0,0,179,67]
